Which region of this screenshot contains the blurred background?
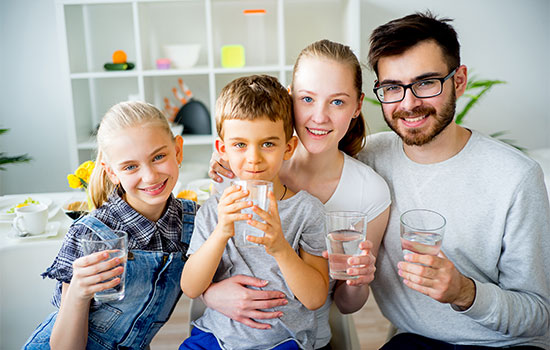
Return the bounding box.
[1,0,549,195]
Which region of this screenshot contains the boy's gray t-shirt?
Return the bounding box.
[188,190,327,350]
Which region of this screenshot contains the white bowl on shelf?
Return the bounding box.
[163,44,201,69]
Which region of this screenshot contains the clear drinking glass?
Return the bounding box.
[80,230,128,302]
[325,211,368,280]
[232,180,273,247]
[400,209,446,258]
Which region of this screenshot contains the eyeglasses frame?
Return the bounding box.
[373,67,459,104]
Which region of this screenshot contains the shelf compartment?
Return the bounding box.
[138,1,208,71]
[211,0,279,69]
[64,3,137,74]
[72,76,140,146]
[284,0,356,66]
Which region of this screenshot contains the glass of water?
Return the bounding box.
[325,211,368,280]
[232,180,273,247]
[80,230,128,302]
[400,209,446,259]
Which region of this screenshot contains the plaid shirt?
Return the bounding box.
[42,191,186,307]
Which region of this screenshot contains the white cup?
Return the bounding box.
[12,204,49,235]
[232,180,273,247]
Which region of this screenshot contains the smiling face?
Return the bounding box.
[217,118,297,183]
[292,56,363,155]
[378,40,465,146]
[102,124,182,220]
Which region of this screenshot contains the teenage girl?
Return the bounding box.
[207,40,391,348]
[24,101,197,350]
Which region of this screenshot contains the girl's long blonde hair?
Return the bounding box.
[88,101,173,209]
[291,39,367,157]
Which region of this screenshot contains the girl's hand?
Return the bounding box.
[323,240,376,287]
[68,251,124,301]
[216,185,253,239]
[246,191,290,257]
[209,151,235,183]
[202,275,287,329]
[344,240,376,286]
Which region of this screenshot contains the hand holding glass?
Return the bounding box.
[400,209,446,259]
[80,231,128,302]
[325,211,368,280]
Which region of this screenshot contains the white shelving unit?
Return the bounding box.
[56,0,361,169]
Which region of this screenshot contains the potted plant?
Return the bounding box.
[0,128,32,170]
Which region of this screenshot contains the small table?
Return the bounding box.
[0,191,78,350]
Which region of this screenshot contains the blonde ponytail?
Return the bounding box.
[88,149,117,209]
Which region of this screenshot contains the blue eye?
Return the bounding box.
[332,99,343,106]
[124,165,137,171]
[235,142,246,149]
[302,96,313,103]
[153,154,165,161]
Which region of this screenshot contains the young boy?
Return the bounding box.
[180,75,329,350]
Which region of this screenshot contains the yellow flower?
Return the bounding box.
[67,174,83,189]
[82,161,95,172]
[75,167,88,181]
[67,160,95,189]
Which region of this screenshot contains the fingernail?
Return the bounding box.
[398,270,403,276]
[279,294,285,298]
[282,300,288,305]
[262,280,269,285]
[404,254,412,261]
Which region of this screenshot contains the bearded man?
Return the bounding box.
[358,11,550,350]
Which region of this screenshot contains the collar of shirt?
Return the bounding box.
[106,191,183,252]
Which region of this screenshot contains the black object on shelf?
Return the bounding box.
[174,99,211,135]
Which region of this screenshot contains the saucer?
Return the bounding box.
[8,221,61,240]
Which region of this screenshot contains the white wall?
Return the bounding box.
[1,0,72,195]
[361,0,550,150]
[1,0,549,195]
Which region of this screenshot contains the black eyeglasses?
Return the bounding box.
[373,67,458,104]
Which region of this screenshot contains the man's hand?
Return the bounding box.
[397,251,475,309]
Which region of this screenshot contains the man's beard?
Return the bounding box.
[383,91,456,146]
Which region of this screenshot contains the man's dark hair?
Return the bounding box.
[368,11,460,75]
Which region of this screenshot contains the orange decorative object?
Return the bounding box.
[112,50,127,64]
[177,190,198,202]
[243,9,266,14]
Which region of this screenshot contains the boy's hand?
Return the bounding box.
[216,185,253,239]
[68,251,124,302]
[246,191,291,257]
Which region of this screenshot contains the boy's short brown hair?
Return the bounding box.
[215,74,294,141]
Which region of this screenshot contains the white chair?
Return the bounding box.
[188,299,360,349]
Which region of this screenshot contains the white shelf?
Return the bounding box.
[77,134,214,150]
[57,0,361,168]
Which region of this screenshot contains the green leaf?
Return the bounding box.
[0,154,32,171]
[364,96,381,106]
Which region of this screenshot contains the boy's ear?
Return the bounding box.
[284,136,299,160]
[215,138,228,161]
[174,135,184,164]
[101,161,120,185]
